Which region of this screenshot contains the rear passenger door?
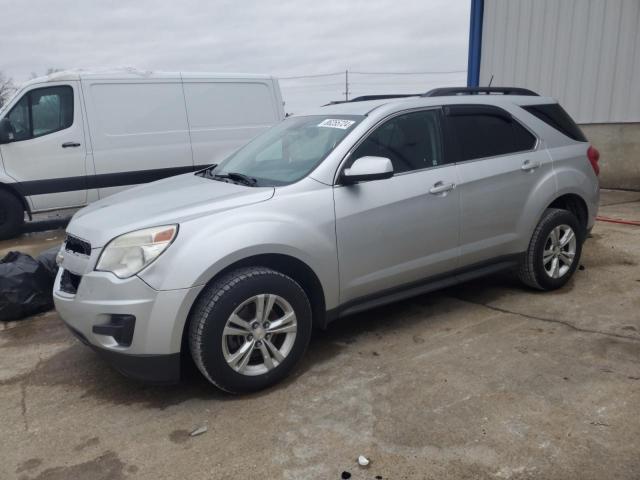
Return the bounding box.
[82,80,193,199]
[334,108,460,304]
[445,105,549,266]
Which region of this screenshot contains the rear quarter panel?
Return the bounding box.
[546,143,600,229]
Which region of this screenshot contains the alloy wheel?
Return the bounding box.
[542,224,577,278]
[221,294,298,376]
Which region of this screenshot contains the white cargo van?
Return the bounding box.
[0,69,284,238]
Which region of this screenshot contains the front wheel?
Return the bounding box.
[188,267,312,393]
[518,208,583,291]
[0,190,24,240]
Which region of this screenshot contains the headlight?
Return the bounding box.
[96,225,178,279]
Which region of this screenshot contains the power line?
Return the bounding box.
[279,69,467,80]
[351,70,467,75]
[279,72,343,80]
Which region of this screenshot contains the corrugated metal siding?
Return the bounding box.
[479,0,640,123]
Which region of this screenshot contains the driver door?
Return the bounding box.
[333,108,460,304]
[1,82,87,210]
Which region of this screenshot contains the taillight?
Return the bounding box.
[587,146,600,176]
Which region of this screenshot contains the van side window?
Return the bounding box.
[351,109,444,173]
[5,86,73,141]
[445,106,536,161]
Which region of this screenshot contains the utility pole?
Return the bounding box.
[344,69,350,101]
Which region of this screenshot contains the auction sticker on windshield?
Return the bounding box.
[318,119,356,129]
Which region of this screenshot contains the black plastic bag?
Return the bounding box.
[0,251,56,321]
[36,246,61,279]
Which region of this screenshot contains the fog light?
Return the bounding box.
[92,315,136,347]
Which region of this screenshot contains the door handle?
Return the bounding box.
[62,142,81,148]
[429,181,456,195]
[521,159,541,171]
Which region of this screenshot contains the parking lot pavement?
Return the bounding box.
[1,190,639,480]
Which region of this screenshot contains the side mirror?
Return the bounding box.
[0,118,13,144]
[342,156,394,184]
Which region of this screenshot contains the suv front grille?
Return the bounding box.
[60,269,82,294]
[65,235,91,256]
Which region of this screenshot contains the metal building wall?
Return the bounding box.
[479,0,640,124]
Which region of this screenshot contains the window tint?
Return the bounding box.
[446,107,536,161]
[5,86,73,141]
[523,103,587,142]
[351,109,443,173]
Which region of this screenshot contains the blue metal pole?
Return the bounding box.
[467,0,484,87]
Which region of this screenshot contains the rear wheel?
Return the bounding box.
[518,208,583,291]
[188,267,312,393]
[0,190,24,240]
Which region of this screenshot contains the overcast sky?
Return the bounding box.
[0,0,470,113]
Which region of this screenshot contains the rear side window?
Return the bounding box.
[445,105,536,161]
[522,103,587,142]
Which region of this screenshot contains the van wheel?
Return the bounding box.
[518,208,583,291]
[0,190,24,240]
[188,267,312,394]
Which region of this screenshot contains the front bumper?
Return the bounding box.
[66,324,181,383]
[53,268,203,383]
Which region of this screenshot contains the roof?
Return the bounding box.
[300,93,559,117]
[22,68,274,87]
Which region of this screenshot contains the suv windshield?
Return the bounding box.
[209,115,362,186]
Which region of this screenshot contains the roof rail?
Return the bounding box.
[423,87,539,97]
[350,94,419,102]
[324,94,419,105]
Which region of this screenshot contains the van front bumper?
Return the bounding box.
[53,268,203,383]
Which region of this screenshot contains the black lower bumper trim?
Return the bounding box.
[65,324,180,384]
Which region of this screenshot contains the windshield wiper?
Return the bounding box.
[213,172,258,186]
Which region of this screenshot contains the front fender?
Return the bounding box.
[0,176,33,215]
[139,185,339,309]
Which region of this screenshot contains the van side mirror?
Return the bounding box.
[0,118,13,144]
[342,156,394,184]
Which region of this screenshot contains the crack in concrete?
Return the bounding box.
[449,296,640,343]
[20,382,28,432]
[19,353,43,433]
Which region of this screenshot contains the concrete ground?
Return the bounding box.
[1,190,639,480]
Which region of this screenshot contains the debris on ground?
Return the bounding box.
[0,249,60,322]
[190,425,208,437]
[341,472,351,479]
[358,455,370,467]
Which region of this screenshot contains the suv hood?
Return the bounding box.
[67,173,274,248]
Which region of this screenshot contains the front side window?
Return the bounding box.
[209,115,362,186]
[5,86,73,141]
[6,95,30,141]
[446,106,536,161]
[350,109,444,174]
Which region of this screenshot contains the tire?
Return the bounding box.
[188,267,312,394]
[518,208,583,291]
[0,190,24,240]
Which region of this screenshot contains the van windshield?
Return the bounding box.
[209,115,363,186]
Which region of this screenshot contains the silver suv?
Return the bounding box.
[54,87,600,393]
